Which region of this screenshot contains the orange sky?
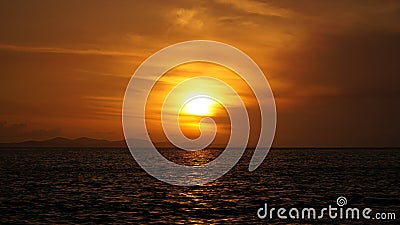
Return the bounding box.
[1,1,399,147]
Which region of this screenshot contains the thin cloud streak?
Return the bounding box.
[215,0,296,18]
[0,44,142,57]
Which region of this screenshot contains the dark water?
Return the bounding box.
[0,148,399,224]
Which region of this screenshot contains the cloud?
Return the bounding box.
[215,0,295,18]
[173,8,205,29]
[270,26,400,147]
[1,1,399,146]
[0,121,61,142]
[0,44,141,57]
[277,29,400,98]
[82,96,122,119]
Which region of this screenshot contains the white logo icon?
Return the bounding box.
[122,40,276,186]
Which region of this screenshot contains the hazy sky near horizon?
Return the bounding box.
[1,0,399,147]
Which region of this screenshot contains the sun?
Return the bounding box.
[182,97,216,116]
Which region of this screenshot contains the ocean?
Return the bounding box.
[1,148,399,224]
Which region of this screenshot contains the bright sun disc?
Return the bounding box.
[182,97,216,116]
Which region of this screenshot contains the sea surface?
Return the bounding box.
[0,148,399,224]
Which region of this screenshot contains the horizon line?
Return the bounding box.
[0,136,399,149]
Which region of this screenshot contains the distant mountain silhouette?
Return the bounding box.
[0,137,135,148]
